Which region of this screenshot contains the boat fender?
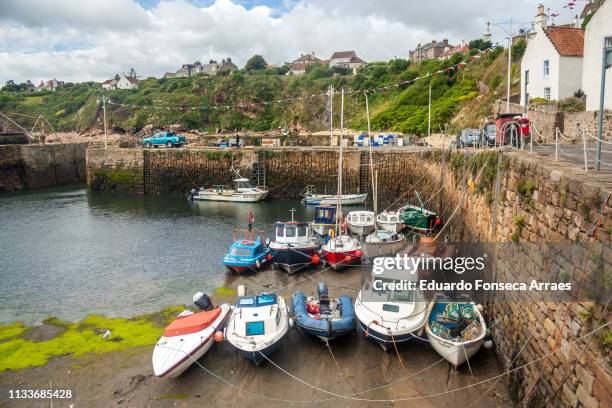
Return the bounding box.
[288,317,295,328]
[256,259,261,268]
[483,339,494,349]
[266,253,273,261]
[329,229,335,238]
[237,285,246,297]
[265,238,271,246]
[311,254,320,265]
[214,331,224,342]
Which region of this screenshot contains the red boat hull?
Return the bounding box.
[322,249,361,270]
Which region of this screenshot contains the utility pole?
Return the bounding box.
[428,75,432,138]
[102,94,108,149]
[596,37,612,172]
[507,18,513,113]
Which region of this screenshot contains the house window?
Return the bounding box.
[544,87,551,100]
[543,60,550,76]
[525,70,529,84]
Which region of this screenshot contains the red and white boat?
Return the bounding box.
[322,234,362,270]
[152,294,231,378]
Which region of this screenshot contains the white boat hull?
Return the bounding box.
[362,236,405,257]
[377,221,403,233]
[347,223,375,235]
[193,191,268,202]
[152,304,231,378]
[304,194,368,206]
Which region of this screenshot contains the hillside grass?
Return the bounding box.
[0,49,508,136]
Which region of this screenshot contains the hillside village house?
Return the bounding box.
[102,73,139,90]
[36,79,63,92]
[328,51,366,73]
[438,41,470,60]
[287,53,321,75]
[581,0,612,111]
[164,60,220,78]
[520,4,584,105]
[409,39,454,62]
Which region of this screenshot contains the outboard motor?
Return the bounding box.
[189,187,198,200]
[193,292,214,311]
[317,282,330,315]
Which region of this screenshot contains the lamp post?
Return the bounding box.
[595,36,612,172]
[486,20,533,113]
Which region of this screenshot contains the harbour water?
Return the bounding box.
[0,185,319,324]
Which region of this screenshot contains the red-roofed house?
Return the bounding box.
[438,41,470,60]
[520,4,584,105]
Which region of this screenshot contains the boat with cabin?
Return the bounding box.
[192,169,268,202]
[354,266,428,351]
[398,193,441,236]
[292,282,355,341]
[425,293,487,367]
[269,209,320,274]
[152,292,230,378]
[311,205,336,236]
[363,230,405,257]
[376,210,404,233]
[225,286,289,365]
[222,229,271,273]
[346,210,375,235]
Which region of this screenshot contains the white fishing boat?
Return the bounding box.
[346,210,375,235]
[152,293,230,378]
[269,209,320,274]
[362,230,405,257]
[425,294,487,367]
[225,286,289,365]
[376,211,404,233]
[191,168,268,202]
[301,185,367,206]
[354,267,428,351]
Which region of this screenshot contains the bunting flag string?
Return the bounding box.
[105,46,497,112]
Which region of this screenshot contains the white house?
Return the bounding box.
[520,4,584,105]
[581,0,612,111]
[102,73,138,90]
[328,51,366,73]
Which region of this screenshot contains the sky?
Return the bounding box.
[0,0,580,84]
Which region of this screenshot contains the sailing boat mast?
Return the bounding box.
[336,88,345,233]
[364,91,377,216]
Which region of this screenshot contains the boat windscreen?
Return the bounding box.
[285,226,296,237]
[237,296,256,307]
[231,247,252,256]
[257,293,277,306]
[297,225,308,237]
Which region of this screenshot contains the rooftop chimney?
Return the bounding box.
[535,4,547,30]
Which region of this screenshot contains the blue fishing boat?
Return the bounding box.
[223,230,271,273]
[292,282,355,341]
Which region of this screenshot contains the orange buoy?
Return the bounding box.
[266,253,273,261]
[311,254,320,265]
[355,249,363,258]
[213,331,224,343]
[435,217,442,225]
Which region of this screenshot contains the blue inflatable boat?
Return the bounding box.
[292,282,355,341]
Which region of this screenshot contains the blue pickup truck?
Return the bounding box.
[143,131,187,148]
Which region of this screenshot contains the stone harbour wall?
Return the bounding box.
[0,143,87,192]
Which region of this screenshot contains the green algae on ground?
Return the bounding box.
[0,322,27,341]
[214,286,237,297]
[154,393,190,400]
[0,306,183,372]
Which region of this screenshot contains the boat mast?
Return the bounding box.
[364,91,377,216]
[337,88,345,234]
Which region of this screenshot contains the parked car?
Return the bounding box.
[214,136,244,148]
[143,131,187,148]
[456,128,482,148]
[484,123,497,146]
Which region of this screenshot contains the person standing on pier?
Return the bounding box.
[247,210,255,240]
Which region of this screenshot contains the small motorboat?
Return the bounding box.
[346,211,375,235]
[269,210,320,274]
[292,282,355,341]
[225,286,289,365]
[192,169,268,202]
[301,185,367,206]
[321,233,362,270]
[311,205,336,236]
[354,267,428,351]
[152,292,231,378]
[376,210,404,233]
[425,294,487,367]
[399,204,441,236]
[223,229,271,273]
[362,230,405,257]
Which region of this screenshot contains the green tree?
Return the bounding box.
[512,39,527,61]
[388,58,410,74]
[469,38,492,51]
[245,55,267,71]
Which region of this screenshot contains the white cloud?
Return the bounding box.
[0,0,576,83]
